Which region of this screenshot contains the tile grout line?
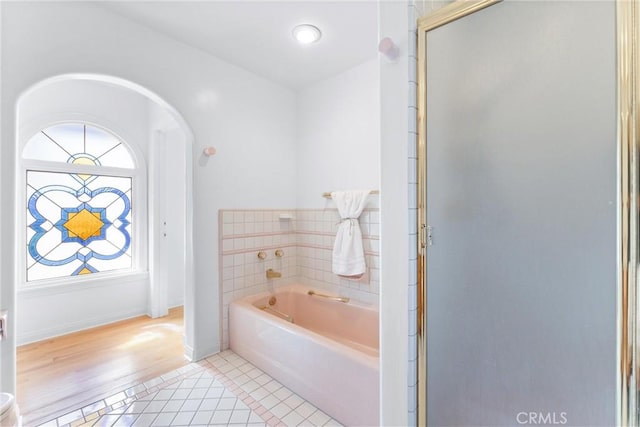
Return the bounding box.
[38,362,206,427]
[200,357,285,426]
[51,357,284,427]
[42,350,340,427]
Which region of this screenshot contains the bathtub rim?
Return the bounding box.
[230,284,380,364]
[242,283,379,310]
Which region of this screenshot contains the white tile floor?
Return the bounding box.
[38,350,344,427]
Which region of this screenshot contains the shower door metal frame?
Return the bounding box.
[617,1,640,425]
[415,0,639,425]
[415,2,502,425]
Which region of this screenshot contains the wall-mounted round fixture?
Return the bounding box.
[292,24,322,45]
[203,146,217,156]
[378,36,399,61]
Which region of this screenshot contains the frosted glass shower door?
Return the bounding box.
[422,2,617,426]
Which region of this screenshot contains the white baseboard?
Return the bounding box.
[183,343,195,361]
[17,308,148,346]
[191,345,219,362]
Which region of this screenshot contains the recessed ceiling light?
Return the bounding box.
[292,24,322,45]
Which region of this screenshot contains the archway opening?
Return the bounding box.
[14,74,194,424]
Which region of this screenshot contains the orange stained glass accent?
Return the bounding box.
[63,209,105,241]
[72,157,97,181]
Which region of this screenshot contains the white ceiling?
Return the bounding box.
[101,1,379,90]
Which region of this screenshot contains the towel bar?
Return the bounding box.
[260,306,294,323]
[307,290,350,303]
[322,190,379,199]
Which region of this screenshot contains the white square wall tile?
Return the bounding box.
[408,357,418,385]
[223,279,234,293]
[222,211,234,224]
[408,51,417,82]
[222,255,235,267]
[233,223,245,235]
[234,238,246,250]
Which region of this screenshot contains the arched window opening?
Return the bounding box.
[24,123,135,282]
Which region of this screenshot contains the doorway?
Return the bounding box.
[13,75,193,423]
[417,1,620,425]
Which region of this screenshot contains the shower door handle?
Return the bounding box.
[421,224,433,248]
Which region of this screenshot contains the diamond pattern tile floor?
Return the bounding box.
[37,350,344,427]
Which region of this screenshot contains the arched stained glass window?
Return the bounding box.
[24,123,135,282]
[23,123,135,168]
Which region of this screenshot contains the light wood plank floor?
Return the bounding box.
[17,307,186,426]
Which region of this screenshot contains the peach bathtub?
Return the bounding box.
[229,284,379,427]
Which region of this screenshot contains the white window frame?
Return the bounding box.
[18,120,148,290]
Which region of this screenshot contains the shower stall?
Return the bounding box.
[415,0,637,425]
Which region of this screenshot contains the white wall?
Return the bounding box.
[148,102,187,313]
[16,79,151,345]
[1,1,297,391]
[379,1,410,426]
[296,59,379,208]
[0,1,5,391]
[164,128,187,309]
[0,1,390,420]
[293,16,391,425]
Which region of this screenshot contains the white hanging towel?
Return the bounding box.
[331,190,371,278]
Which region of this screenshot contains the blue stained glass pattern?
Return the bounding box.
[26,171,132,281]
[24,123,135,282]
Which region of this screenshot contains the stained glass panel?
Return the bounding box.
[26,170,132,281]
[23,123,135,169]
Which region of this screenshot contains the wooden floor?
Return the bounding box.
[17,307,186,426]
